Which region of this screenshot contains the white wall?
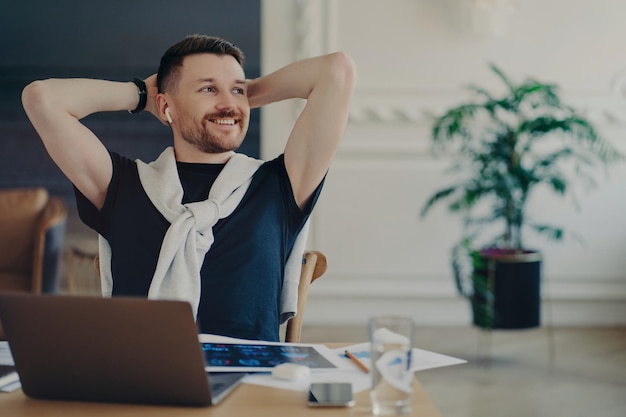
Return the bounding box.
[262,0,626,326]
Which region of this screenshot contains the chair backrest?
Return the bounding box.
[284,250,327,343]
[67,247,102,296]
[0,188,67,293]
[90,250,328,343]
[0,187,67,340]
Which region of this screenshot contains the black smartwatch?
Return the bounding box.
[129,77,147,114]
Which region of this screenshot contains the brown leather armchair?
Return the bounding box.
[0,188,67,339]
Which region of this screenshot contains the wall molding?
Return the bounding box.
[337,90,626,159]
[310,273,626,301]
[292,0,338,117]
[348,89,626,126]
[304,274,626,326]
[294,0,337,59]
[294,2,626,127]
[304,295,626,326]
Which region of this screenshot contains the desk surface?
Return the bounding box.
[0,379,442,417]
[0,342,444,417]
[0,381,441,417]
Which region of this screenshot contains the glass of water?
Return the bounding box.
[369,316,414,415]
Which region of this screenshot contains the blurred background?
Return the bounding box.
[262,0,626,329]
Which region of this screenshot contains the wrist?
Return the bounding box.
[246,78,264,109]
[128,78,147,114]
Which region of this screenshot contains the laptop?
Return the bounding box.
[0,292,246,407]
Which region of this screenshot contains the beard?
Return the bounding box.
[179,110,247,154]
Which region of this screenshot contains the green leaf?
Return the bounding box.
[530,224,564,241]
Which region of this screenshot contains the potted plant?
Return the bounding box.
[421,64,621,329]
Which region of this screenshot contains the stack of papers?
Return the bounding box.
[0,342,19,392]
[198,335,466,393]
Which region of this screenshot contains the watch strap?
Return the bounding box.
[129,77,147,114]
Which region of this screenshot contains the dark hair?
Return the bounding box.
[157,34,245,93]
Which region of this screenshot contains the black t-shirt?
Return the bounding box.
[75,151,323,341]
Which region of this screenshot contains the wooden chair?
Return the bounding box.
[284,250,327,343]
[66,247,102,296]
[91,250,327,343]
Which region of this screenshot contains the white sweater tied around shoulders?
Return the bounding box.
[98,147,308,325]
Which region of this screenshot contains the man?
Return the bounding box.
[22,35,356,341]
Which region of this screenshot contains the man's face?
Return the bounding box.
[169,53,249,154]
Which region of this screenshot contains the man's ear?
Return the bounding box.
[155,94,171,125]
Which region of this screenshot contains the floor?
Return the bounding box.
[301,325,626,417]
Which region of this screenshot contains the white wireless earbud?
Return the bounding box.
[165,108,173,124]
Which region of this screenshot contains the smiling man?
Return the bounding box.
[22,35,356,341]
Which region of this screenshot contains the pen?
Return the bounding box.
[344,350,369,373]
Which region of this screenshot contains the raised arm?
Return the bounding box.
[247,52,357,210]
[22,78,146,209]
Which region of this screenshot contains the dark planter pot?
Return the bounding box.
[470,248,542,330]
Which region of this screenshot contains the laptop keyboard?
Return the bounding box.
[210,382,226,393]
[207,372,247,398]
